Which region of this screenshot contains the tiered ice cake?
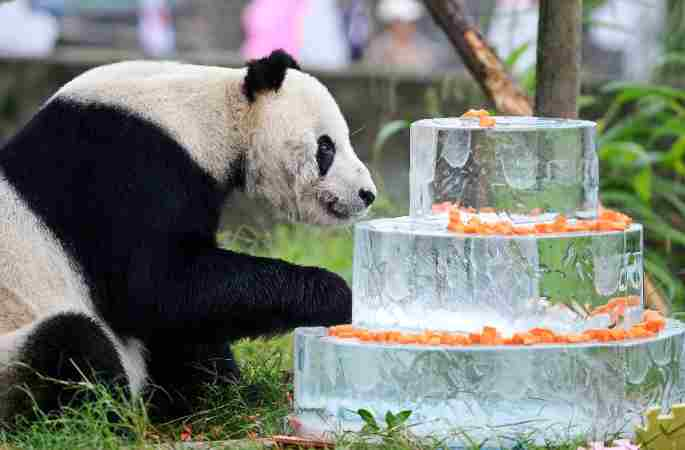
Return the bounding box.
[292,117,685,447]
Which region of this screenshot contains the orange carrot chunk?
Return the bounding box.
[479,116,496,127]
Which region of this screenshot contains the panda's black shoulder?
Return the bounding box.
[243,49,301,103]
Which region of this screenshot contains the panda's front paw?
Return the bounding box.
[301,267,352,327]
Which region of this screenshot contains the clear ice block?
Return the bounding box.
[293,321,685,447]
[352,217,643,334]
[410,117,599,222]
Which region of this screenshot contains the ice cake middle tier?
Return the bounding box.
[352,216,643,335]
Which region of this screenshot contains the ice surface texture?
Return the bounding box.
[293,321,685,447]
[410,117,599,222]
[352,217,643,334]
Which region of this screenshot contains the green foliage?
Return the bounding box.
[356,408,412,435]
[592,82,685,307]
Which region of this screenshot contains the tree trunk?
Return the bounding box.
[535,0,582,118]
[422,0,532,115]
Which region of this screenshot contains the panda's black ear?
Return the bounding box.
[243,49,301,103]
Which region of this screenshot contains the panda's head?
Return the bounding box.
[240,50,377,225]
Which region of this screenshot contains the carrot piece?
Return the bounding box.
[429,336,441,346]
[462,224,477,234]
[336,331,357,339]
[564,223,585,232]
[483,326,499,340]
[461,108,489,118]
[597,220,626,231]
[584,329,611,341]
[329,324,354,335]
[386,331,400,342]
[370,332,385,342]
[480,335,495,345]
[400,334,421,344]
[512,333,539,345]
[468,216,482,226]
[609,328,627,341]
[566,334,585,344]
[646,320,665,333]
[493,221,514,235]
[360,331,376,341]
[439,334,454,345]
[468,333,481,344]
[534,223,553,234]
[452,335,469,345]
[643,309,665,322]
[448,222,466,233]
[513,226,534,235]
[628,326,651,339]
[448,210,463,223]
[551,215,568,232]
[479,116,496,127]
[529,327,555,337]
[521,333,539,345]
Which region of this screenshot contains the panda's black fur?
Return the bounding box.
[243,49,301,102]
[0,51,354,423]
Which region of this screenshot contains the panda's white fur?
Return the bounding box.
[0,178,91,327]
[56,60,375,225]
[0,51,374,423]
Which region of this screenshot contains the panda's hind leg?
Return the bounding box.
[5,312,129,422]
[145,340,240,421]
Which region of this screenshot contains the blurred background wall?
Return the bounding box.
[0,0,678,224]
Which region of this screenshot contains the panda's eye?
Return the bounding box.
[316,135,336,177]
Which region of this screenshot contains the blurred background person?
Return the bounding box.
[241,0,307,61]
[138,0,175,57]
[241,0,349,70]
[0,0,58,57]
[298,0,350,70]
[362,0,438,74]
[340,0,372,63]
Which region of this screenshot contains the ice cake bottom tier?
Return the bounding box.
[293,321,685,448]
[353,217,643,334]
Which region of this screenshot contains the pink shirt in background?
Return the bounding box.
[241,0,310,60]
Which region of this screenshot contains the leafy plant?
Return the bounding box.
[357,408,412,435]
[352,408,420,447]
[593,82,685,306]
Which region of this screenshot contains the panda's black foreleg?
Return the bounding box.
[131,247,352,341]
[187,248,353,339]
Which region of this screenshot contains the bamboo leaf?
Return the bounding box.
[601,82,685,102]
[633,168,652,203]
[503,42,531,70]
[372,120,410,165]
[658,190,685,219]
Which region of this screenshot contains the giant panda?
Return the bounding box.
[0,50,376,423]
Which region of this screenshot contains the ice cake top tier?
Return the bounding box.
[410,116,598,223]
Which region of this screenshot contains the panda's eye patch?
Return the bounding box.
[316,135,336,177]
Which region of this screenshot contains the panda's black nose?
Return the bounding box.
[359,189,375,207]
